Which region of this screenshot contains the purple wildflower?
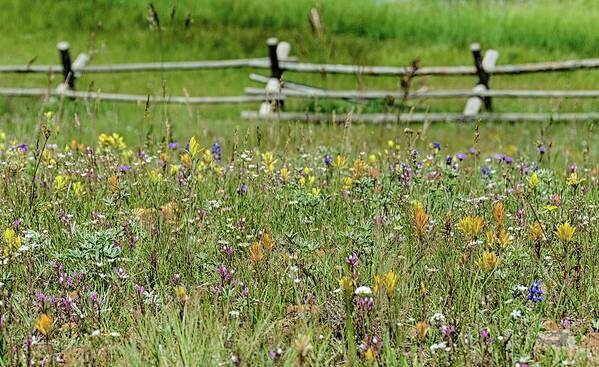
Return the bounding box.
[568,163,577,173]
[237,184,248,195]
[89,291,99,305]
[445,155,453,166]
[527,280,543,303]
[355,297,374,312]
[268,347,283,361]
[345,253,359,269]
[324,154,332,167]
[480,328,490,343]
[456,153,466,161]
[220,244,235,257]
[134,284,146,296]
[440,324,456,338]
[216,265,233,284]
[168,142,179,150]
[211,142,222,161]
[481,166,491,176]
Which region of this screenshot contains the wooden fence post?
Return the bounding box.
[464,43,499,116]
[267,37,282,79]
[57,41,74,90]
[266,37,284,110]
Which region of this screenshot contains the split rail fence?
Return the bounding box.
[1,38,599,123]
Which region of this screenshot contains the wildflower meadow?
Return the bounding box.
[0,111,596,365]
[1,0,599,365]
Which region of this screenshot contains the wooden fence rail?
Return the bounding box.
[275,58,599,76]
[0,58,299,74]
[0,87,266,105]
[245,87,599,99]
[242,111,599,123]
[3,58,599,76]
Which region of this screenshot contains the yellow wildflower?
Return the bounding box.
[149,169,162,184]
[413,201,428,239]
[3,228,15,244]
[566,172,585,187]
[98,133,126,150]
[250,242,264,264]
[54,175,68,191]
[188,136,200,159]
[528,172,540,188]
[72,181,84,197]
[364,347,376,363]
[479,251,498,273]
[261,151,275,172]
[332,155,348,169]
[555,223,575,243]
[35,313,52,336]
[174,286,188,303]
[261,232,275,252]
[352,159,368,178]
[529,222,544,241]
[181,153,192,169]
[492,201,505,228]
[339,276,353,296]
[280,167,290,182]
[383,271,398,298]
[342,177,353,190]
[458,216,485,240]
[108,175,118,192]
[497,228,511,248]
[416,321,429,341]
[485,230,496,247]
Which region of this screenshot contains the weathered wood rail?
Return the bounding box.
[0,87,267,105]
[242,111,599,123]
[245,87,599,99]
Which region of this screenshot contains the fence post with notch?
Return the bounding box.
[463,43,499,117]
[265,37,284,111]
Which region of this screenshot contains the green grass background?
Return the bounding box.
[0,0,597,162]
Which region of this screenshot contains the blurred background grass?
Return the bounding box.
[0,0,597,162]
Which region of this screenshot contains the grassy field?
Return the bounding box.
[0,0,598,155]
[0,1,598,365]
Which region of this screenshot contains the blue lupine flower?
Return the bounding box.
[481,166,491,176]
[237,184,248,195]
[324,155,332,167]
[431,142,441,151]
[446,155,453,165]
[211,142,222,162]
[16,144,28,153]
[527,280,543,302]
